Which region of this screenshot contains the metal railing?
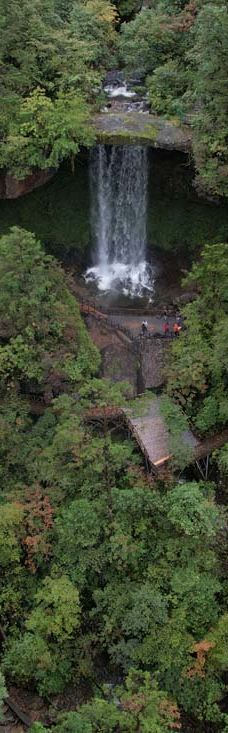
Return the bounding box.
[78,294,175,318]
[78,296,174,343]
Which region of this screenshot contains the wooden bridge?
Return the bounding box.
[85,397,228,477]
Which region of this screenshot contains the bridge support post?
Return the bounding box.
[195,454,210,480]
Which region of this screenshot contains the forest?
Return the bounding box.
[0,0,227,196]
[0,1,228,733]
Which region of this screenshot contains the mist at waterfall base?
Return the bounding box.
[85,145,155,299]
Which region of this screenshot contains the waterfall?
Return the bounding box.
[86,145,154,296]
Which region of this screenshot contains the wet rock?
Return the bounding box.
[126,70,145,86]
[175,291,196,304]
[103,70,125,87]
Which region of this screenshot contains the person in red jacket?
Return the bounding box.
[163,320,170,336]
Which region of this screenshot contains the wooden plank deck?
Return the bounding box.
[85,398,228,474]
[128,399,172,468]
[126,399,199,470]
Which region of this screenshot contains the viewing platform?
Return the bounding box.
[85,397,228,478]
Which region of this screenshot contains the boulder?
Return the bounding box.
[1,168,56,199]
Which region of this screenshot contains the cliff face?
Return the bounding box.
[0,168,56,200]
[0,152,227,266]
[0,114,192,200]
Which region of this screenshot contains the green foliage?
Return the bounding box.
[0,0,227,196]
[78,376,131,407]
[189,3,228,197]
[165,482,218,538]
[118,9,176,73]
[0,504,24,568]
[55,499,103,587]
[0,373,226,719]
[0,0,117,175]
[0,671,7,721]
[3,631,73,695]
[78,671,180,732]
[0,3,227,728]
[118,0,228,197]
[30,670,181,732]
[0,361,224,717]
[146,60,187,117]
[0,227,99,394]
[217,444,228,474]
[26,574,81,641]
[0,502,27,626]
[1,89,95,177]
[4,574,80,694]
[167,242,228,431]
[56,715,92,733]
[70,0,117,67]
[116,0,141,22]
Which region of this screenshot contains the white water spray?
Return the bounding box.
[85,145,154,296]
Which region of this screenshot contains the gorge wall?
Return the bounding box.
[0,115,192,201]
[0,149,227,274]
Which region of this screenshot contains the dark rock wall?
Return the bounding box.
[0,150,227,268]
[0,169,56,199]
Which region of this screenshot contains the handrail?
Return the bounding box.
[78,294,176,318]
[79,298,174,342]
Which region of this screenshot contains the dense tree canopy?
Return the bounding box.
[0,0,116,175]
[0,229,226,732]
[0,227,99,396]
[0,0,227,727]
[0,0,227,193]
[167,242,228,432]
[118,0,228,197]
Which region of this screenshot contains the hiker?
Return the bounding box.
[163,321,170,337]
[141,320,148,336]
[173,321,181,336]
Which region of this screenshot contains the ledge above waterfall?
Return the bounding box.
[93,112,192,151]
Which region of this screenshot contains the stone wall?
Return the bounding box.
[141,337,170,389]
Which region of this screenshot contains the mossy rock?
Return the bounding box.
[93,113,192,151]
[97,125,157,145]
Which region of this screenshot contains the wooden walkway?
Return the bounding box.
[128,399,198,469]
[85,398,228,475]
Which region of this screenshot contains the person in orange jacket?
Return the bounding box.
[173,322,182,336]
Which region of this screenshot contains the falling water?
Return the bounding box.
[85,145,154,296]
